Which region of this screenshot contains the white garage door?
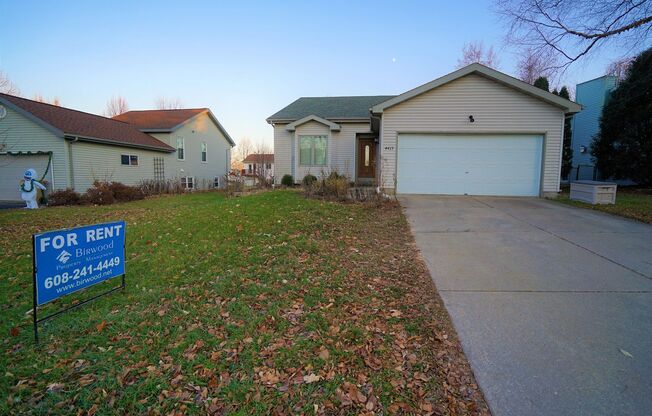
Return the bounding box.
[397,134,543,196]
[0,153,53,201]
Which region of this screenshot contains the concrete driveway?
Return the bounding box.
[400,195,652,416]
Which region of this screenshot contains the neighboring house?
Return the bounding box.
[570,75,618,181]
[242,153,274,179]
[268,63,581,197]
[114,109,235,189]
[0,93,234,201]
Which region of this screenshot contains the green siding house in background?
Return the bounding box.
[570,75,617,181]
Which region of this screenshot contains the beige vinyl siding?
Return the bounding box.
[331,123,370,178]
[380,74,565,195]
[273,124,292,184]
[0,105,69,190]
[151,112,232,188]
[294,121,331,180]
[70,141,163,192]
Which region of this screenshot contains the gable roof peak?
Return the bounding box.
[285,114,341,131]
[371,63,582,114]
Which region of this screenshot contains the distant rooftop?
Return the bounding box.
[267,95,395,122]
[243,153,274,163]
[113,108,207,131]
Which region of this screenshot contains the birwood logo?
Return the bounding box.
[56,250,72,264]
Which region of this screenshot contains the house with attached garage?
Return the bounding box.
[0,93,234,202]
[267,63,581,197]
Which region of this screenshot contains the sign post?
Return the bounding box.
[32,220,126,343]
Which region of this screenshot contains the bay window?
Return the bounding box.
[299,135,327,166]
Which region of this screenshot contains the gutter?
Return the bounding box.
[66,134,175,152]
[66,136,79,189]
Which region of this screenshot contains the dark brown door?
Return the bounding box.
[357,138,376,179]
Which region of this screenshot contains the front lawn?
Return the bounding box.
[555,188,652,224]
[1,191,487,415]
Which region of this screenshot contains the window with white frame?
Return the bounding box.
[176,137,185,160]
[201,142,207,162]
[120,154,139,166]
[299,135,327,166]
[180,176,194,189]
[213,177,219,188]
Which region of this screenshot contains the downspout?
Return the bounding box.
[67,136,78,190]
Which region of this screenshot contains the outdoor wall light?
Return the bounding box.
[580,145,587,154]
[468,115,475,123]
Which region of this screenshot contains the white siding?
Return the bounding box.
[70,141,165,192]
[0,105,70,191]
[273,121,371,183]
[151,112,232,189]
[273,123,292,184]
[380,74,565,195]
[331,123,370,178]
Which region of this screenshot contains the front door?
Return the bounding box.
[357,138,376,180]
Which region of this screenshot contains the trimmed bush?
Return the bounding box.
[302,170,350,201]
[48,188,83,206]
[85,181,115,205]
[302,174,317,187]
[281,174,294,187]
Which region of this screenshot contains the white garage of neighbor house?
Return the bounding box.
[0,93,234,202]
[268,63,581,197]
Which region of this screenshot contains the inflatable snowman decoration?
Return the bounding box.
[20,168,47,209]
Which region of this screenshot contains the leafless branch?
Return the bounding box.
[0,71,20,95]
[33,94,61,106]
[104,96,129,117]
[496,0,652,68]
[457,42,500,68]
[155,97,184,110]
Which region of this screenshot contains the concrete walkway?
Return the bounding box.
[400,195,652,416]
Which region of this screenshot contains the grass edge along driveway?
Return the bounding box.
[1,191,488,415]
[554,188,652,224]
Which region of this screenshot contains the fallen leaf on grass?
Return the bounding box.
[10,327,19,337]
[46,383,65,393]
[302,373,321,383]
[78,374,96,386]
[96,320,107,333]
[318,347,330,360]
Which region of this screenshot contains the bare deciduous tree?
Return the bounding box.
[517,48,555,83]
[233,138,274,185]
[0,70,20,95]
[104,96,129,117]
[155,97,184,110]
[33,94,61,106]
[232,137,253,170]
[457,42,500,68]
[606,56,635,80]
[496,0,652,69]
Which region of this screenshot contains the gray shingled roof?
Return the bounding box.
[267,96,395,122]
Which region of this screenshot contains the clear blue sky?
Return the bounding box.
[0,0,618,147]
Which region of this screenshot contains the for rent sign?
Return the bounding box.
[33,221,126,305]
